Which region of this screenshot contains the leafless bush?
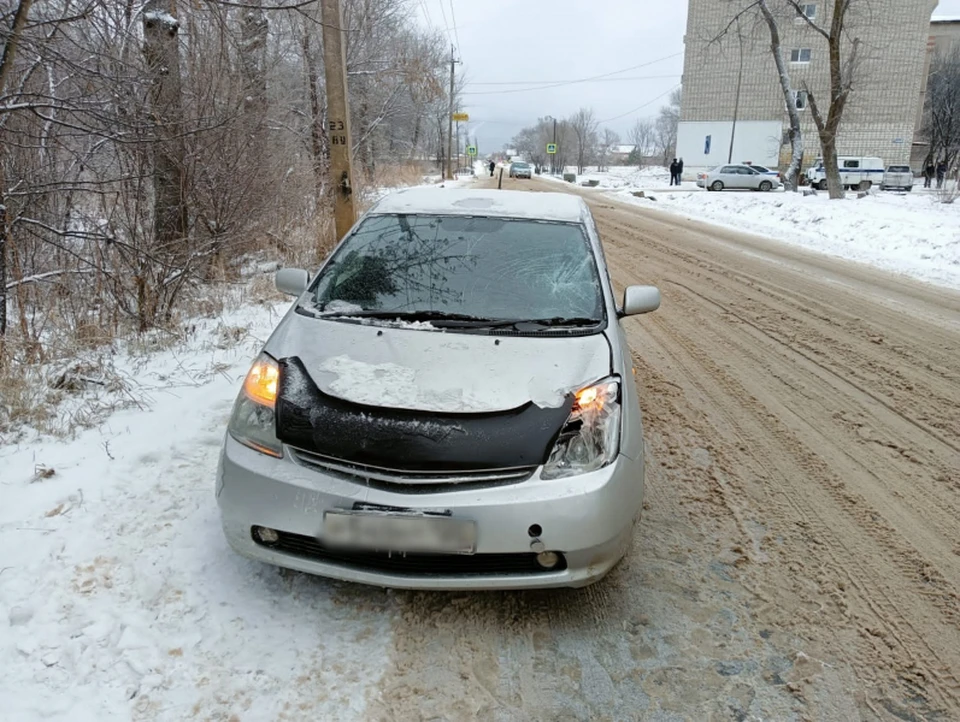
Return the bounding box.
[0,0,454,433]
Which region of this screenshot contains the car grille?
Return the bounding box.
[255,529,568,576]
[289,447,536,493]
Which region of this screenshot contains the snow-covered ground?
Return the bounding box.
[543,166,960,290]
[0,292,396,721]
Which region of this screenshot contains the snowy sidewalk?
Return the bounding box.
[0,301,390,721]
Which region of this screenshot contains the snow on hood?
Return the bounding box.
[265,312,611,413]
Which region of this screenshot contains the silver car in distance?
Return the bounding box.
[216,188,660,590]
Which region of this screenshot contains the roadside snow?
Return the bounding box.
[547,167,960,290]
[369,172,476,203]
[621,187,960,289]
[0,299,391,721]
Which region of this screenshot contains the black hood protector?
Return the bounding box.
[275,356,574,471]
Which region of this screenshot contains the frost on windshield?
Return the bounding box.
[305,215,604,324]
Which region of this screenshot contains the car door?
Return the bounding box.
[842,159,860,187]
[729,166,751,189]
[717,166,737,188]
[745,166,766,189]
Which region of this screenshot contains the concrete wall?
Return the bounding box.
[677,120,782,171]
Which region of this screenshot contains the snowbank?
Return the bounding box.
[545,166,960,290]
[619,187,960,289]
[0,298,391,720]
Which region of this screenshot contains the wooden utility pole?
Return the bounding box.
[320,0,356,240]
[446,45,459,180]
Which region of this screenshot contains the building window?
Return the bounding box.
[792,90,808,110]
[795,3,817,22]
[791,48,812,63]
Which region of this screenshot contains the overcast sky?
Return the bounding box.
[413,0,960,152]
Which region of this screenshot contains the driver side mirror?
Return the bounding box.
[275,268,309,297]
[621,285,660,316]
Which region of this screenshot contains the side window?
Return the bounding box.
[843,160,860,169]
[720,166,736,174]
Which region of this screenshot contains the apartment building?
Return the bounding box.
[677,0,939,173]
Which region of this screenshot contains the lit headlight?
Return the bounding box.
[541,377,621,479]
[227,353,283,458]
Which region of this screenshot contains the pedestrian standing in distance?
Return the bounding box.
[936,160,947,190]
[924,161,935,188]
[669,158,678,186]
[489,160,495,177]
[677,158,684,185]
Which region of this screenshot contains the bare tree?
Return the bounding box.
[654,89,681,167]
[787,0,863,199]
[629,118,655,168]
[0,0,454,387]
[757,0,804,191]
[597,128,620,172]
[923,45,960,175]
[142,0,189,329]
[0,0,35,347]
[569,107,598,174]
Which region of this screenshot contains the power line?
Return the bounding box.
[418,0,433,26]
[466,74,681,87]
[449,0,462,58]
[597,84,681,123]
[437,0,451,38]
[459,52,682,96]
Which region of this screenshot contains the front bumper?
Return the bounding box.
[216,435,644,590]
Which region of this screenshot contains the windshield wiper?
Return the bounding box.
[315,308,602,330]
[320,309,516,328]
[524,316,603,328]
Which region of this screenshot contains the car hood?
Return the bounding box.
[264,311,612,414]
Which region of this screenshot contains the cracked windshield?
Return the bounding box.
[307,215,603,325]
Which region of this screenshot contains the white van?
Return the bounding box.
[806,156,885,191]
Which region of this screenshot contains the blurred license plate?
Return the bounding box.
[322,511,476,554]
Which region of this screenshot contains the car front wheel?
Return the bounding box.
[711,180,724,192]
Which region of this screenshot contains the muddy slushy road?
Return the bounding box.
[362,176,960,721]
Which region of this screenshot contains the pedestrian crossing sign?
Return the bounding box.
[466,145,477,156]
[546,143,557,154]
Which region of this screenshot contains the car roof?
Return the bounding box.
[369,188,588,223]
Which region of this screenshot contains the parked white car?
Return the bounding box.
[880,165,914,192]
[806,156,884,191]
[697,164,781,192]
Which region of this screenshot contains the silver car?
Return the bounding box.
[216,188,660,590]
[698,164,780,192]
[880,165,914,192]
[509,162,532,179]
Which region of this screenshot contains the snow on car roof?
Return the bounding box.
[369,188,588,223]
